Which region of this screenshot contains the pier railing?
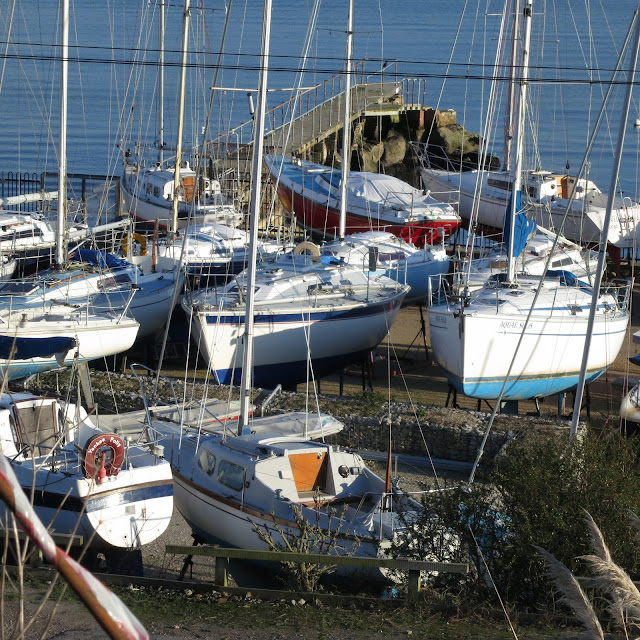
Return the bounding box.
[204,60,426,157]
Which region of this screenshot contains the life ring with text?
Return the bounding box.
[293,240,321,261]
[121,233,148,257]
[83,433,125,484]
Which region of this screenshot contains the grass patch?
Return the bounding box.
[108,584,581,639]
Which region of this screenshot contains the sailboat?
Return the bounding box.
[159,0,425,579]
[185,2,408,389]
[414,143,640,252]
[121,158,243,230]
[0,304,140,381]
[320,231,450,306]
[264,154,461,247]
[0,193,129,272]
[0,389,173,549]
[0,248,183,341]
[185,248,408,388]
[411,8,640,253]
[426,0,631,401]
[154,221,287,288]
[120,1,241,231]
[0,2,185,343]
[452,224,598,293]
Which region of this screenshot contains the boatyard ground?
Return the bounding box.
[5,292,640,639]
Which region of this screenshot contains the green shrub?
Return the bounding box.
[393,428,640,609]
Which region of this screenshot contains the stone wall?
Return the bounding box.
[323,403,576,465]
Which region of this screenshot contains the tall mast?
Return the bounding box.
[506,0,532,283]
[158,0,165,166]
[570,6,640,439]
[502,0,520,172]
[170,0,191,237]
[239,0,272,432]
[55,0,69,268]
[338,0,354,241]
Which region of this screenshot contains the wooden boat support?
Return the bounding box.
[166,544,469,603]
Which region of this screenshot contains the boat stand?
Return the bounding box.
[445,385,460,409]
[567,385,591,422]
[336,352,374,397]
[401,305,429,361]
[361,353,374,392]
[445,385,494,413]
[178,534,206,581]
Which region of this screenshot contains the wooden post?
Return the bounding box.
[407,569,421,604]
[215,556,229,587]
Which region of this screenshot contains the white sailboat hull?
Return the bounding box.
[0,310,139,380]
[0,395,173,548]
[429,285,628,399]
[172,472,388,576]
[189,293,404,387]
[9,463,173,548]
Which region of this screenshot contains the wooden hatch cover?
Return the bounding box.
[289,451,328,493]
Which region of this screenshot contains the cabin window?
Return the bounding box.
[197,449,216,476]
[153,187,161,197]
[217,460,245,491]
[551,257,574,268]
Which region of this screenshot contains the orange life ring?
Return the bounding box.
[83,433,125,484]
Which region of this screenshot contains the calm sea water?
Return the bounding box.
[0,0,639,199]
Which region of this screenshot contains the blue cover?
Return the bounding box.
[503,191,536,258]
[69,249,130,270]
[547,270,592,289]
[0,335,76,360]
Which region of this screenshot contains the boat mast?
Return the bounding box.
[570,5,640,439]
[158,0,165,166]
[338,0,354,242]
[170,0,191,238]
[506,0,532,283]
[55,0,69,268]
[502,0,520,172]
[239,0,272,432]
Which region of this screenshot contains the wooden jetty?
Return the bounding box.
[207,61,428,162]
[264,80,423,158]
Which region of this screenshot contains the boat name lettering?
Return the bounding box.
[86,436,108,455]
[432,314,448,323]
[499,320,532,330]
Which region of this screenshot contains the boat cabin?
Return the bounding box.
[139,163,227,207]
[195,435,373,508]
[486,170,601,205]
